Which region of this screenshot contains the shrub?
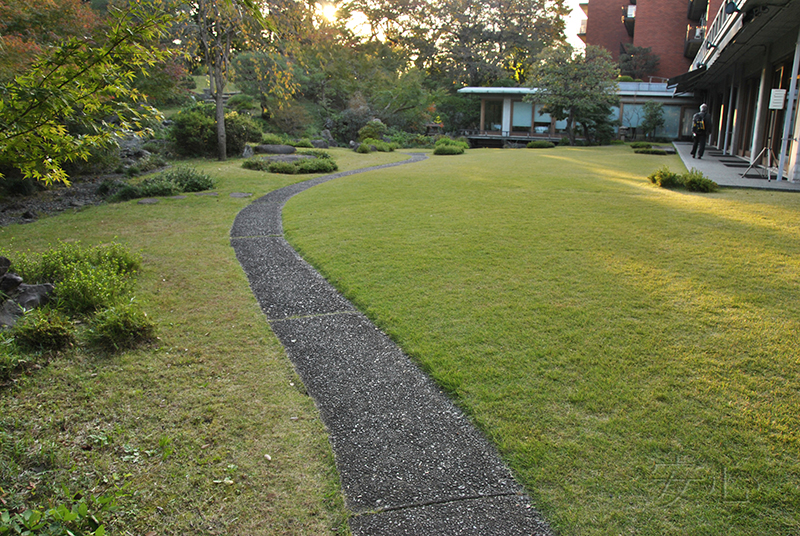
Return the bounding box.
[527,140,556,149]
[137,176,180,197]
[7,242,140,284]
[4,242,140,316]
[55,265,134,315]
[611,139,626,145]
[224,111,263,156]
[355,143,373,154]
[433,145,465,155]
[358,119,388,141]
[295,158,338,174]
[87,300,155,351]
[359,138,396,152]
[559,137,570,146]
[291,138,314,148]
[267,161,298,174]
[433,137,469,155]
[226,93,257,113]
[648,166,683,189]
[109,184,144,202]
[242,158,270,171]
[634,148,668,155]
[160,166,215,192]
[683,168,718,192]
[13,309,75,352]
[630,142,652,149]
[169,103,216,157]
[261,132,287,145]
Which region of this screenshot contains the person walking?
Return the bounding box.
[691,103,712,159]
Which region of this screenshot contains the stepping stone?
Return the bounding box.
[138,198,159,204]
[170,195,188,199]
[195,191,219,196]
[230,192,253,198]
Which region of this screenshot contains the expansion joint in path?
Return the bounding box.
[351,491,527,518]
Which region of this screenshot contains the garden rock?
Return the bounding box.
[0,257,9,277]
[311,139,329,149]
[0,300,22,328]
[0,272,23,294]
[321,129,334,142]
[15,283,54,310]
[242,145,255,158]
[254,144,296,155]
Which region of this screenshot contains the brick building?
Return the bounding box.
[578,0,725,80]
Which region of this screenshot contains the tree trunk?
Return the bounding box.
[566,107,576,146]
[214,61,226,161]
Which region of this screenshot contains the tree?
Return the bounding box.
[340,0,568,87]
[192,0,268,161]
[0,3,172,185]
[527,45,619,146]
[618,44,660,81]
[640,101,665,139]
[0,0,101,79]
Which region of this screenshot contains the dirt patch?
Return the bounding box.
[0,176,108,227]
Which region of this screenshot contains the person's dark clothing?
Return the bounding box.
[691,111,712,159]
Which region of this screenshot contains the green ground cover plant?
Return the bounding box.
[283,145,800,535]
[0,148,408,534]
[527,140,556,149]
[433,137,469,155]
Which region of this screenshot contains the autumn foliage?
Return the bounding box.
[0,0,101,78]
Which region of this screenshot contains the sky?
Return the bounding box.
[564,0,586,50]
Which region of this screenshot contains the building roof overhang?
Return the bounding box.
[669,0,800,92]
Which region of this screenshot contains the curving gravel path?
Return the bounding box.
[230,153,553,535]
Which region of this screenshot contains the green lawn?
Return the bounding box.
[0,148,409,535]
[283,145,800,535]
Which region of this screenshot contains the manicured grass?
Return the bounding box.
[0,148,409,534]
[283,145,800,535]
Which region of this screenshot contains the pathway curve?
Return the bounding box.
[230,153,553,535]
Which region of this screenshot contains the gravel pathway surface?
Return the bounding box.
[230,153,554,535]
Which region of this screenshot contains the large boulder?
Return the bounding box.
[310,139,329,149]
[15,283,55,310]
[254,144,296,155]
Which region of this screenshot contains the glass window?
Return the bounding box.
[485,100,503,131]
[512,101,532,130]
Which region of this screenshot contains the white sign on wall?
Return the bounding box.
[770,89,787,110]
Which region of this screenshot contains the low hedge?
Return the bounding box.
[527,141,556,149]
[648,166,718,192]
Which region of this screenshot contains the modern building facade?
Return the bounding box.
[457,83,697,144]
[669,0,800,181]
[578,0,725,80]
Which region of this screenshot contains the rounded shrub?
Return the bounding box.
[261,132,287,145]
[169,104,216,157]
[683,169,718,192]
[527,140,556,149]
[358,119,388,141]
[14,309,75,352]
[433,137,469,155]
[630,142,652,149]
[648,165,683,189]
[224,111,263,156]
[160,166,215,192]
[295,158,338,174]
[87,301,155,351]
[291,138,314,148]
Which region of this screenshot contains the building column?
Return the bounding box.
[750,50,772,165]
[732,66,745,155]
[777,26,800,181]
[502,98,512,137]
[480,99,486,132]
